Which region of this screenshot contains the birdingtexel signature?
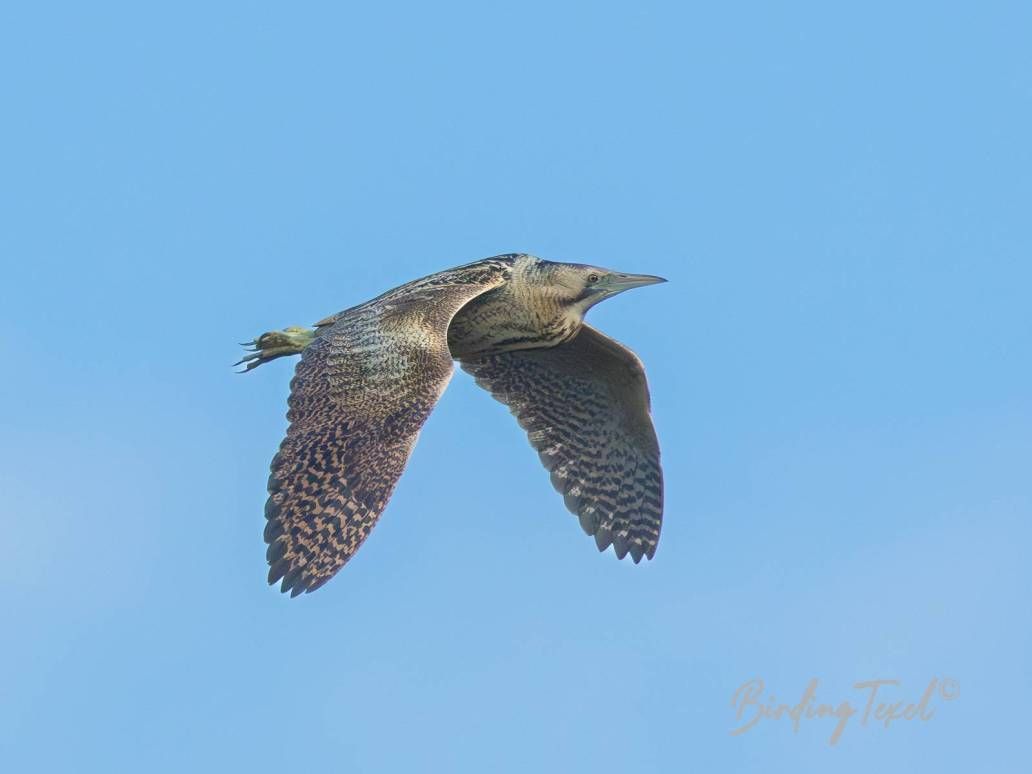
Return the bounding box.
[730,677,959,745]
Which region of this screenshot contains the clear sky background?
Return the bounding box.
[1,2,1029,772]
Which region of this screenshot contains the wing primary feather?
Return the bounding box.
[459,324,663,562]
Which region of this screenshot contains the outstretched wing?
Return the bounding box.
[459,325,663,562]
[265,266,508,595]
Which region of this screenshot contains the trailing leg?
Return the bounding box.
[236,326,316,372]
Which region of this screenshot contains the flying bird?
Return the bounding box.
[239,254,665,596]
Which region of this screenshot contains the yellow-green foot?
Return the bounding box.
[235,326,316,372]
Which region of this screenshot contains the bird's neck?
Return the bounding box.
[447,282,583,359]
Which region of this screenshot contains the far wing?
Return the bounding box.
[266,268,507,595]
[459,325,663,562]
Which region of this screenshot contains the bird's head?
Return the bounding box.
[531,258,667,317]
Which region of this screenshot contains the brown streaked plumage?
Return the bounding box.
[459,325,662,563]
[239,253,665,596]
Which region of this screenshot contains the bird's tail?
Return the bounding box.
[235,326,316,372]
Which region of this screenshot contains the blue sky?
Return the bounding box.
[1,2,1029,771]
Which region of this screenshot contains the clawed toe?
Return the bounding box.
[234,327,316,372]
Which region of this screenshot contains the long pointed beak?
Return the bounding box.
[604,272,668,293]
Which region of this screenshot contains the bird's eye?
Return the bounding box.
[587,273,600,284]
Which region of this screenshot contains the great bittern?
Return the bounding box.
[239,253,665,595]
